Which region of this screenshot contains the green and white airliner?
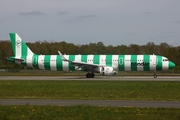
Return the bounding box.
[7,33,176,78]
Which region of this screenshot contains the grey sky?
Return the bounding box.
[0,0,180,46]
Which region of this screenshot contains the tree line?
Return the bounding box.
[0,40,180,70]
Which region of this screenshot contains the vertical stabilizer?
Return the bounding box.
[9,33,34,58]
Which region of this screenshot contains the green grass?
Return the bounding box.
[0,105,180,120]
[0,81,180,101]
[1,80,180,119]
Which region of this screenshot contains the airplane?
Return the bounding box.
[7,33,176,78]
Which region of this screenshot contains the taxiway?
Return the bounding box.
[1,99,180,108]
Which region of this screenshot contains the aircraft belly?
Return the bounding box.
[137,66,144,71]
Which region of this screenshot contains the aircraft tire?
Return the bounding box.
[86,73,95,78]
[153,74,157,78]
[153,71,157,78]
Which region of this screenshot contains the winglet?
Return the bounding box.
[58,51,68,61]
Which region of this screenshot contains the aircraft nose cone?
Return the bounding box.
[169,61,176,69]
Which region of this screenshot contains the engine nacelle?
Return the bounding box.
[99,66,117,75]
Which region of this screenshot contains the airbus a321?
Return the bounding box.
[7,33,176,78]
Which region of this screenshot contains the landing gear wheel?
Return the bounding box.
[153,74,157,78]
[153,71,157,78]
[86,72,95,78]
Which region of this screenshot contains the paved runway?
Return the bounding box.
[0,76,180,81]
[1,99,180,108]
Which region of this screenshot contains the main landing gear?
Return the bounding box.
[86,72,95,78]
[153,71,157,78]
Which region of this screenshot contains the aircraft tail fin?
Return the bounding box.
[9,33,34,58]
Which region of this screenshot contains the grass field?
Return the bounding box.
[1,80,180,119]
[0,80,180,101]
[0,105,180,120]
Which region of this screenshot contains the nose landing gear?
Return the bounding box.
[153,71,157,78]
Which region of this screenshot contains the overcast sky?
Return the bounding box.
[0,0,180,46]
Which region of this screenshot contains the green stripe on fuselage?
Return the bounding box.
[106,55,112,66]
[131,55,137,71]
[143,55,150,71]
[81,55,87,62]
[156,55,162,71]
[118,55,125,71]
[32,54,39,69]
[93,55,100,65]
[69,55,75,71]
[56,55,63,71]
[44,55,51,70]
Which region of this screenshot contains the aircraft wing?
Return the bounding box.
[71,61,101,71]
[58,51,102,71]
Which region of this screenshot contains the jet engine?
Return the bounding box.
[98,66,117,75]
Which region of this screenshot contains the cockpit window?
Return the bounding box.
[163,59,168,61]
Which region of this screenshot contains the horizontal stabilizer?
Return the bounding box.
[6,57,25,62]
